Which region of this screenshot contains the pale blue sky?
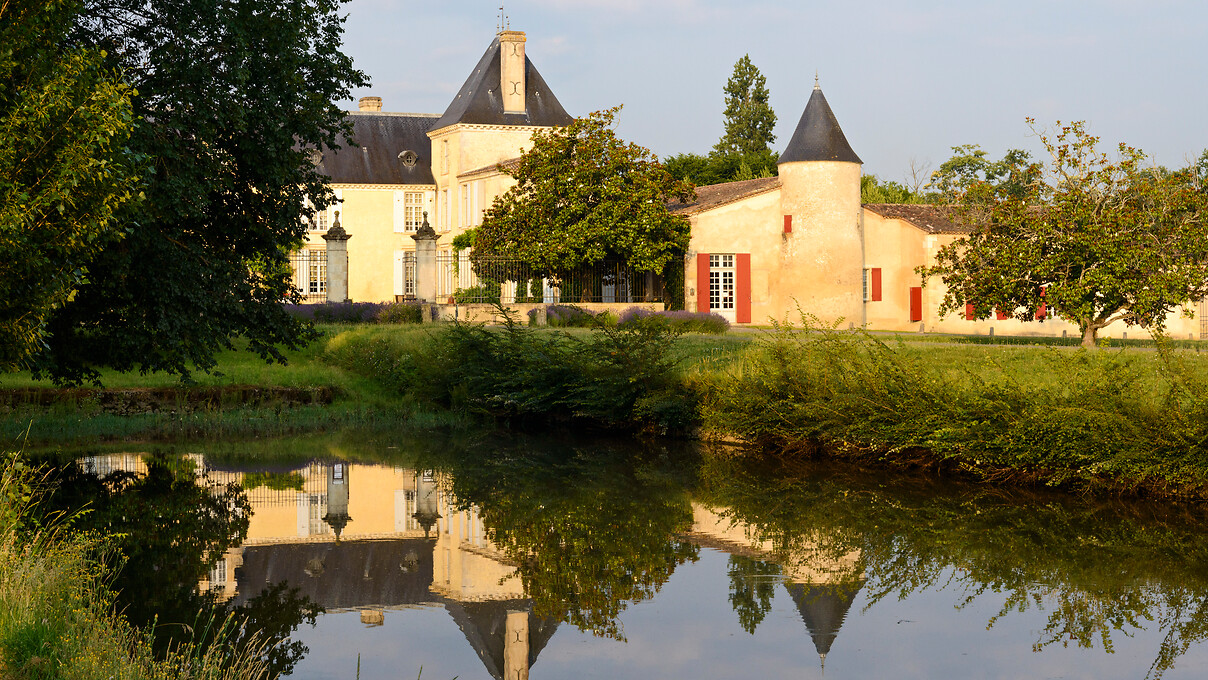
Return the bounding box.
[340,0,1208,182]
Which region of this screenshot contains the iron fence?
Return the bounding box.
[436,254,664,304]
[289,249,327,303]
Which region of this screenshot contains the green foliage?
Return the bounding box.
[0,0,142,372]
[33,0,368,385]
[925,143,1038,202]
[452,279,502,304]
[861,174,926,204]
[713,55,777,158]
[698,314,1208,497]
[663,149,778,186]
[920,121,1208,347]
[473,107,694,277]
[375,302,423,324]
[241,470,305,491]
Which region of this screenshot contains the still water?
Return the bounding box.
[42,432,1208,679]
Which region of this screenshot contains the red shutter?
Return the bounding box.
[783,215,792,233]
[871,268,882,302]
[965,303,975,320]
[996,309,1008,321]
[696,254,711,313]
[1036,286,1047,320]
[736,253,751,323]
[909,287,923,322]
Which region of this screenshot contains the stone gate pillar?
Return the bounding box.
[322,212,351,303]
[411,212,438,303]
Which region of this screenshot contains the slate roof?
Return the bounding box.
[669,177,781,216]
[862,203,972,234]
[431,37,574,132]
[444,599,560,680]
[779,87,862,165]
[316,112,439,186]
[784,580,864,661]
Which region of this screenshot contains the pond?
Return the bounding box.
[37,432,1208,679]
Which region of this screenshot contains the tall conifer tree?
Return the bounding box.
[713,55,777,158]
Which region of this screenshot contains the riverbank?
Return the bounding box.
[6,318,1208,501]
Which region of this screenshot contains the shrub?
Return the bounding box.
[618,307,729,334]
[527,305,613,328]
[453,280,502,304]
[283,301,385,323]
[377,301,422,324]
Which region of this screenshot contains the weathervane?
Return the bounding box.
[814,71,820,90]
[497,3,510,32]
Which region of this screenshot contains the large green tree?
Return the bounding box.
[30,0,367,384]
[0,0,141,371]
[925,143,1038,203]
[472,106,694,277]
[920,120,1208,347]
[713,55,776,158]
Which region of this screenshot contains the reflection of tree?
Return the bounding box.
[727,555,779,634]
[429,438,699,640]
[696,452,1208,679]
[40,453,321,677]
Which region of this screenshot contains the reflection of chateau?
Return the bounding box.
[689,504,865,671]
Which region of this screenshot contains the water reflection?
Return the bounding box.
[44,436,1208,679]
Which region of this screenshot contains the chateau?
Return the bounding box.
[302,29,1207,340]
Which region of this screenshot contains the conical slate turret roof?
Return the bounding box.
[778,86,862,164]
[442,599,560,680]
[430,37,574,132]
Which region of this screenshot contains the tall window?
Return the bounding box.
[709,254,735,311]
[404,191,423,231]
[307,251,326,295]
[441,190,449,231]
[441,140,449,174]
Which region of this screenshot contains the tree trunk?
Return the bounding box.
[1081,324,1098,348]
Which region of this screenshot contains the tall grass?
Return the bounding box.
[698,316,1208,498]
[0,454,272,680]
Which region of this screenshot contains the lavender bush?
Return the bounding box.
[616,308,730,334]
[528,305,613,328]
[283,301,422,324]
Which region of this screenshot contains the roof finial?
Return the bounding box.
[814,71,820,90]
[497,3,510,32]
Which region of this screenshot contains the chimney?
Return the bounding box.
[358,96,382,112]
[498,31,526,114]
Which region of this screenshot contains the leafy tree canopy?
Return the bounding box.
[664,149,778,186]
[861,175,926,204]
[30,0,368,385]
[473,106,694,276]
[713,55,776,158]
[0,0,142,371]
[920,120,1208,347]
[926,143,1038,203]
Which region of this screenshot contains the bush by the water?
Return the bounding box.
[618,308,729,334]
[697,316,1208,498]
[325,311,694,433]
[283,301,421,324]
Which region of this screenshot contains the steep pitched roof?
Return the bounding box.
[779,87,862,165]
[443,599,559,680]
[431,37,574,132]
[785,580,864,663]
[317,112,439,185]
[669,177,781,216]
[863,203,972,234]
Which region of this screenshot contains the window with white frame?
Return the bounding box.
[307,250,326,295]
[709,254,735,311]
[401,191,423,231]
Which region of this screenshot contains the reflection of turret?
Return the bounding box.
[785,580,864,673]
[443,600,559,680]
[321,463,352,540]
[412,471,442,538]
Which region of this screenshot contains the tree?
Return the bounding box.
[714,55,776,158]
[31,0,368,384]
[473,106,694,277]
[920,120,1208,348]
[926,143,1038,203]
[861,175,926,204]
[0,0,141,371]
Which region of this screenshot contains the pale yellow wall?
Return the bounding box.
[686,189,782,323]
[778,161,865,326]
[431,489,524,602]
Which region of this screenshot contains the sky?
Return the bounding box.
[338,0,1208,183]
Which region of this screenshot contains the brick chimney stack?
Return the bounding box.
[358,96,382,112]
[498,31,526,114]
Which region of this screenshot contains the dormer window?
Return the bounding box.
[398,150,418,168]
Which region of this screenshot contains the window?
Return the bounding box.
[863,268,882,302]
[461,183,469,228]
[441,140,449,174]
[404,192,423,231]
[709,254,735,311]
[441,190,449,231]
[307,252,326,295]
